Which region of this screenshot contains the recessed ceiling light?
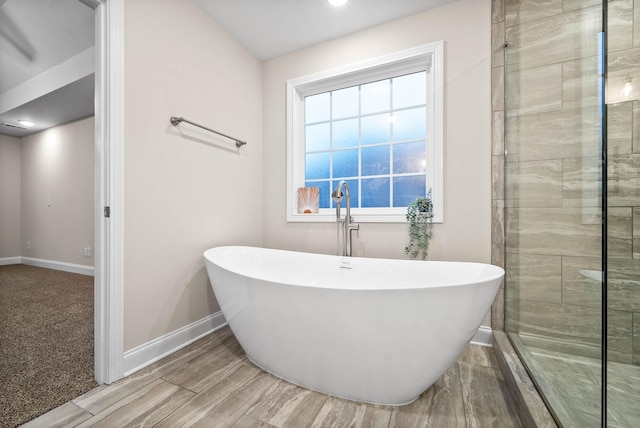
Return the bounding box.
[3,123,26,129]
[328,0,348,6]
[18,120,34,128]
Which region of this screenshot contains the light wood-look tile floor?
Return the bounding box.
[22,326,522,427]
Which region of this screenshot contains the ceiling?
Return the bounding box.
[194,0,457,61]
[0,0,454,138]
[0,0,94,137]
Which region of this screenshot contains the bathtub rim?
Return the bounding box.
[203,245,505,292]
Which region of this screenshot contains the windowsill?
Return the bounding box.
[287,210,443,224]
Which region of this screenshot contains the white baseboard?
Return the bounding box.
[0,257,21,266]
[471,326,493,347]
[20,257,94,276]
[0,256,94,276]
[123,311,227,377]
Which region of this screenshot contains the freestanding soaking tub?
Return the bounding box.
[204,246,504,405]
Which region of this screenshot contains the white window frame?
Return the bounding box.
[286,41,444,223]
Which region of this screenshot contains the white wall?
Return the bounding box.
[19,117,94,266]
[262,0,492,263]
[123,0,264,351]
[0,135,21,259]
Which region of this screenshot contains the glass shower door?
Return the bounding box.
[503,1,604,426]
[605,0,640,425]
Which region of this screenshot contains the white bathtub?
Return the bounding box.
[204,246,504,405]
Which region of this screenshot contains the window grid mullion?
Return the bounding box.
[304,71,429,211]
[304,104,425,128]
[329,91,334,209]
[389,77,394,208]
[357,84,362,208]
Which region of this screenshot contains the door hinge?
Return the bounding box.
[104,206,111,218]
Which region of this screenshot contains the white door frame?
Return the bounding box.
[83,0,125,384]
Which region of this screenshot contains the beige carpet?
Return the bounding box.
[0,264,97,428]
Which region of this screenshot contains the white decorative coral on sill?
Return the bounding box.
[297,187,319,214]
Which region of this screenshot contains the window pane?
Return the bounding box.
[332,118,359,149]
[361,80,390,114]
[393,141,426,174]
[362,145,390,176]
[393,175,426,207]
[292,47,443,220]
[393,107,426,141]
[361,113,390,145]
[306,93,330,123]
[306,123,330,152]
[332,86,359,119]
[305,152,330,180]
[333,149,358,178]
[331,179,359,208]
[362,177,390,207]
[306,180,331,208]
[393,72,426,109]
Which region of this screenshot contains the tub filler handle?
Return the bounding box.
[332,181,359,257]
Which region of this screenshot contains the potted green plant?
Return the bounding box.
[404,192,434,260]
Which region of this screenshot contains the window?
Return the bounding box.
[286,42,443,223]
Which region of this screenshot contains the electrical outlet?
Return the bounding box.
[27,241,31,251]
[84,247,92,257]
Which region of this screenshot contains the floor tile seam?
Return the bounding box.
[72,405,95,422]
[72,375,162,415]
[232,414,278,428]
[458,359,511,397]
[75,378,185,425]
[141,329,232,372]
[131,377,213,428]
[64,402,94,427]
[158,343,217,367]
[71,395,100,416]
[456,362,476,428]
[243,386,294,426]
[364,399,393,428]
[162,359,272,424]
[385,413,392,428]
[496,370,525,426]
[295,390,331,427]
[146,389,194,428]
[461,358,525,426]
[243,370,340,426]
[454,361,471,428]
[457,355,497,370]
[139,383,200,428]
[159,354,250,393]
[143,342,223,378]
[473,350,507,382]
[159,376,200,394]
[223,373,281,428]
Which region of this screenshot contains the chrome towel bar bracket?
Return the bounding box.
[170,116,247,148]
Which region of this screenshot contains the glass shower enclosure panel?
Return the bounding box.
[503,1,604,426]
[605,0,640,425]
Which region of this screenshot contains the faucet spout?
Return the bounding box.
[332,181,359,257]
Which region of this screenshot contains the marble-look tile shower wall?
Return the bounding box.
[496,0,640,365]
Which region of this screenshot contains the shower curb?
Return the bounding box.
[492,331,558,428]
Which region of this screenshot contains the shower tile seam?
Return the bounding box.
[454,361,471,428]
[504,3,600,30]
[503,53,602,73]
